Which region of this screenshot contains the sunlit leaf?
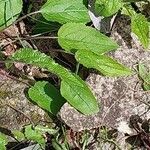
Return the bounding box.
[35,125,58,135]
[58,23,119,54]
[122,6,149,49]
[60,74,99,115]
[12,130,25,141]
[131,14,149,48]
[40,0,90,24]
[0,0,23,30]
[24,125,45,148]
[75,50,132,76]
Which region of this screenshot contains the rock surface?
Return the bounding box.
[59,15,150,132]
[0,71,52,131]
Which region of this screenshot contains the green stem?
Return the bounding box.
[14,11,41,24]
[75,63,80,75]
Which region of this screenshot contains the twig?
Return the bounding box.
[6,103,34,126]
[12,36,58,40]
[14,11,41,24]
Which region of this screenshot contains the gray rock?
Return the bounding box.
[0,73,52,131]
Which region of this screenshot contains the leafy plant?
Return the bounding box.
[12,130,25,141]
[0,1,150,149]
[32,16,60,35]
[1,0,149,116]
[11,48,99,115]
[24,124,58,148]
[2,125,58,149]
[94,0,150,49]
[75,49,131,76]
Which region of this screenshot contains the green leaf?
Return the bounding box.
[143,82,150,91]
[40,0,90,24]
[122,5,136,16]
[131,13,149,48]
[24,125,58,148]
[95,0,123,17]
[75,50,132,76]
[0,133,8,150]
[138,63,150,91]
[58,23,119,54]
[24,125,45,148]
[28,81,66,115]
[12,48,99,115]
[139,63,150,82]
[0,0,23,30]
[60,74,99,115]
[122,6,149,48]
[12,130,25,141]
[11,48,55,71]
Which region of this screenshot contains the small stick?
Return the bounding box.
[6,103,34,126]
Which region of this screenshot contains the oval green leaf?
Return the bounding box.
[60,74,99,115]
[40,0,90,24]
[28,81,66,115]
[75,50,132,76]
[131,14,149,49]
[58,23,119,54]
[0,0,23,30]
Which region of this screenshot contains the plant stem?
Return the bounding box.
[14,11,41,24]
[0,36,58,48]
[75,63,80,75]
[6,103,34,126]
[12,36,58,40]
